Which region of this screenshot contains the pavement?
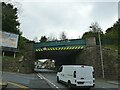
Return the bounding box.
[95,78,119,86]
[94,78,119,88]
[107,81,119,85]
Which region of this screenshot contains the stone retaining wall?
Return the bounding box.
[76,46,118,80]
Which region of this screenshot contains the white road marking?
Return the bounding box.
[38,73,61,90]
[102,87,118,90]
[37,73,43,79]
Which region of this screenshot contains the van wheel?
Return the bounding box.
[57,76,60,83]
[67,81,71,89]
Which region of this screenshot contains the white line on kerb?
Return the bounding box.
[38,73,61,90]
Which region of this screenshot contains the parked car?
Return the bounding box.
[56,65,95,88]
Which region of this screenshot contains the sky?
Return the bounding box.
[15,0,119,41]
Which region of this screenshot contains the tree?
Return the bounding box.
[33,37,38,42]
[47,33,58,41]
[104,19,119,40]
[82,22,103,39]
[59,32,67,40]
[78,35,81,39]
[89,22,103,33]
[82,31,99,39]
[39,36,47,42]
[2,2,21,34]
[19,36,29,50]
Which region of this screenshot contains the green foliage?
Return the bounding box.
[2,2,21,34]
[82,22,104,40]
[102,45,118,50]
[82,31,104,40]
[82,31,97,39]
[82,20,119,40]
[39,36,47,42]
[19,36,29,50]
[89,22,103,33]
[60,32,67,40]
[2,2,29,52]
[82,20,119,50]
[104,19,119,40]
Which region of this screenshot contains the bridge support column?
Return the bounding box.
[19,41,35,73]
[75,46,102,78]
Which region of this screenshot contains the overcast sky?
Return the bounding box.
[17,0,118,41]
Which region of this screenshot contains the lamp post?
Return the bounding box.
[90,25,105,78]
[98,30,104,78]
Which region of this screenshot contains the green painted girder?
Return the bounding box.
[34,39,86,50]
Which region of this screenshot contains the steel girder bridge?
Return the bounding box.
[33,39,86,68]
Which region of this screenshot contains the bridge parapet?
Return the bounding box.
[34,39,86,51]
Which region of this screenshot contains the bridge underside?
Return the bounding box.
[35,49,81,69]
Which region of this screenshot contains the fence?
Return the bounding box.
[96,39,118,45]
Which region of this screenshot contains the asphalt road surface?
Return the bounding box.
[2,72,52,90]
[2,71,119,90]
[40,72,119,90]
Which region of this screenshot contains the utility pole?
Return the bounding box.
[98,30,105,78]
[90,23,105,79]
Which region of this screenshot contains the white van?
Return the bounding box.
[56,65,95,88]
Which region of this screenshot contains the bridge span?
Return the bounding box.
[24,37,96,71]
[34,39,86,68]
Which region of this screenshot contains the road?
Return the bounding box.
[40,72,119,90]
[2,71,119,90]
[2,72,52,90]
